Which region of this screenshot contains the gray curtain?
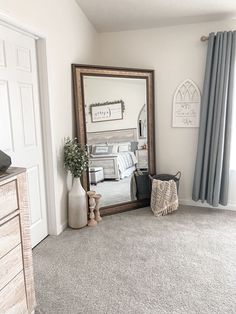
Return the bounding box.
[192,31,236,206]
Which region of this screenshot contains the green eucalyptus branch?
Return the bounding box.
[64,137,89,178]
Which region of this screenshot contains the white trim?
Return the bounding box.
[0,13,59,236]
[36,39,59,235]
[179,198,236,212]
[0,18,38,39]
[57,221,68,234]
[0,10,44,39]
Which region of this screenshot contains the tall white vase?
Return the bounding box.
[68,177,88,229]
[66,170,73,191]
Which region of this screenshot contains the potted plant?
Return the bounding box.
[64,137,89,229]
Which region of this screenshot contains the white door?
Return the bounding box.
[0,24,48,247]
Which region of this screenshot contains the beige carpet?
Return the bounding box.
[33,206,236,314]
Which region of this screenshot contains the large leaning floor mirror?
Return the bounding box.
[72,65,155,215]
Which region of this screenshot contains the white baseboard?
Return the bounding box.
[56,221,68,235]
[179,198,236,212]
[51,200,236,236]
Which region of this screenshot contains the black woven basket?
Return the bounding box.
[134,170,151,200]
[150,171,181,192]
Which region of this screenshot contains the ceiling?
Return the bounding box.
[76,0,236,32]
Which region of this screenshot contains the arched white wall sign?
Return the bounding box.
[172,79,201,127]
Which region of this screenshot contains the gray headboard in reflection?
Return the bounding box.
[87,128,137,145]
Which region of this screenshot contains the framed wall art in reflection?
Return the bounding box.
[89,100,125,123]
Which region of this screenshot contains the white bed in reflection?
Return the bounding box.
[90,151,137,180]
[88,128,139,180]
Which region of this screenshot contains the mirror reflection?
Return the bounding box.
[83,76,149,207]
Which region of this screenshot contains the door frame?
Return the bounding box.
[0,11,58,235]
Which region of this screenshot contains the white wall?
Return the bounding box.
[0,0,97,233]
[1,0,235,233]
[96,19,236,208]
[84,76,146,138]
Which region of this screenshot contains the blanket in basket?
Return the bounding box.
[151,179,178,216]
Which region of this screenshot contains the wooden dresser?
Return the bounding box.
[0,167,36,314]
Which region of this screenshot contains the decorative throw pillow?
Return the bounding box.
[118,143,131,152]
[131,141,138,152]
[92,145,113,155]
[111,144,119,154]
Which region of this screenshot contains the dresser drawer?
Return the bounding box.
[0,216,21,259]
[0,271,27,314]
[0,181,18,220]
[0,244,23,291]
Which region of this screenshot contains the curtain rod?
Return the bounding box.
[201,35,209,42]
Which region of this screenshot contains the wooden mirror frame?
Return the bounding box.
[72,64,156,216]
